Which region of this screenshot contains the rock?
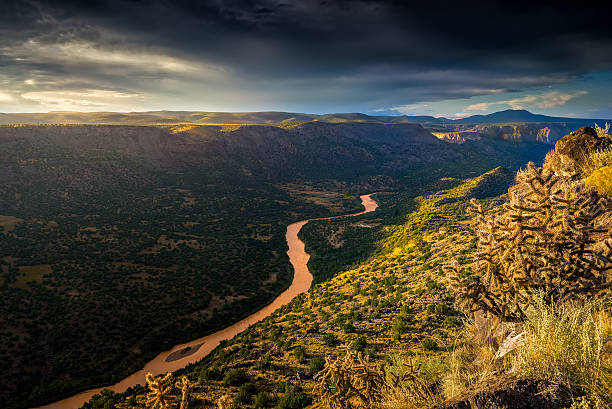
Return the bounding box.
[554,126,611,164]
[433,375,575,409]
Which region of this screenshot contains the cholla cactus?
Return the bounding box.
[175,376,195,409]
[146,372,177,409]
[315,347,385,409]
[315,346,435,409]
[448,162,612,322]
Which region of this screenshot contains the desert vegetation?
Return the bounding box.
[1,122,605,409]
[79,165,511,409]
[130,127,610,409]
[0,121,555,408]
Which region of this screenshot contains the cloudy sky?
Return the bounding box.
[1,0,611,118]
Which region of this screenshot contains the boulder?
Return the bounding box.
[554,126,611,164]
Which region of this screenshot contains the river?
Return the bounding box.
[35,193,378,409]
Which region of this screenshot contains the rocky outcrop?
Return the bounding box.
[432,131,482,144]
[434,375,575,409]
[554,126,611,163]
[432,123,580,145]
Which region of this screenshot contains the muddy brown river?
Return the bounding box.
[35,194,378,409]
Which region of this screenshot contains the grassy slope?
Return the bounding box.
[99,168,513,409]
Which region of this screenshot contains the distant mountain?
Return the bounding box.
[452,109,606,124]
[0,109,607,126]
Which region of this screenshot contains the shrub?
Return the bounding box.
[441,323,498,400]
[80,389,119,409]
[254,391,271,408]
[256,356,273,370]
[444,316,459,326]
[585,165,612,196]
[199,366,221,380]
[293,346,307,363]
[276,381,293,393]
[340,322,355,333]
[448,162,612,322]
[309,356,326,375]
[441,297,612,404]
[277,386,312,409]
[322,333,339,347]
[365,346,377,359]
[234,382,257,405]
[309,321,320,333]
[391,318,406,340]
[353,335,367,352]
[222,368,249,386]
[594,122,611,139]
[270,326,283,340]
[421,339,438,351]
[582,145,612,175]
[427,303,450,315]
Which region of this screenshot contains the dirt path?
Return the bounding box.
[34,193,378,409]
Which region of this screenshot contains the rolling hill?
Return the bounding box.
[0,109,608,127]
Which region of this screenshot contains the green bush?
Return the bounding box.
[353,335,367,352]
[422,339,438,351]
[309,356,326,375]
[254,391,271,408]
[322,333,339,347]
[427,303,450,315]
[199,366,221,380]
[391,317,407,340]
[270,326,283,340]
[234,382,257,405]
[277,387,312,409]
[222,368,249,386]
[444,316,459,326]
[340,322,355,333]
[293,345,307,363]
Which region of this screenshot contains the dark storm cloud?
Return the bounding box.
[0,0,611,111]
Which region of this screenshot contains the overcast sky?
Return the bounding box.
[1,0,611,118]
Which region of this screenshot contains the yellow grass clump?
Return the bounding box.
[586,165,612,197]
[510,298,612,407]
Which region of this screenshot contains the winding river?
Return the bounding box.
[35,194,378,409]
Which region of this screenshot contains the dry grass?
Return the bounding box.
[578,123,612,179]
[438,296,612,407]
[441,322,499,400]
[510,297,612,407]
[582,147,612,176]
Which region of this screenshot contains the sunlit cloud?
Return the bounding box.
[389,103,429,114]
[449,112,470,119]
[14,40,213,74]
[466,91,589,111]
[0,91,13,101]
[20,89,144,110]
